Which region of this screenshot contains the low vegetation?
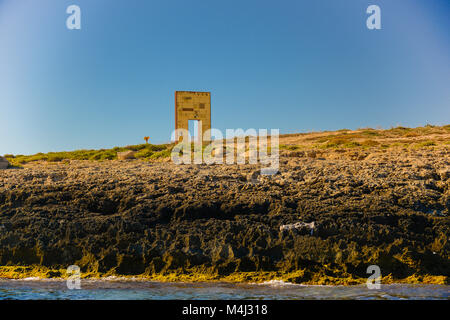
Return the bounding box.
[4,125,449,166]
[279,124,450,151]
[5,143,173,166]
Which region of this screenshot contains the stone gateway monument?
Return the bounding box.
[175,91,211,143]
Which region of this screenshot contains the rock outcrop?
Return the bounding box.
[0,157,9,169]
[117,150,135,160]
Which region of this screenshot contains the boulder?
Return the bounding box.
[0,156,9,169]
[280,221,315,235]
[117,150,135,160]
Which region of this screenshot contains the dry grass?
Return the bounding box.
[279,125,450,150]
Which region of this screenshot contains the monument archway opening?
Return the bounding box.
[188,120,201,143]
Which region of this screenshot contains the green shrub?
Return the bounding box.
[361,130,380,136]
[360,139,379,147]
[150,149,172,159]
[343,141,361,148]
[280,144,300,151]
[135,149,155,158]
[415,141,436,147]
[125,144,147,151]
[47,155,64,162]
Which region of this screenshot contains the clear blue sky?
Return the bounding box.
[0,0,449,155]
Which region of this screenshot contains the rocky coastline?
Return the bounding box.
[0,135,449,284]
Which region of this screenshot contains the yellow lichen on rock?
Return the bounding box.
[0,266,447,285]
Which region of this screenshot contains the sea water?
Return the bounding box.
[0,279,448,300]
